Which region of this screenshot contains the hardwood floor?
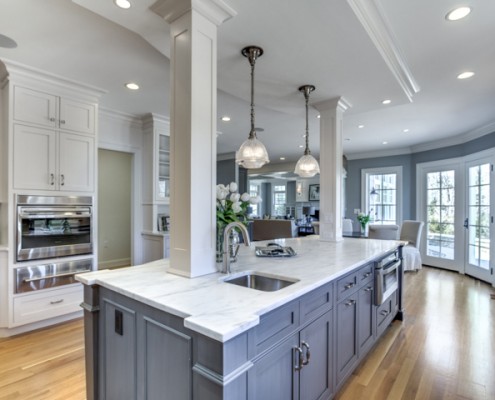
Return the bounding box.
[0,267,493,399]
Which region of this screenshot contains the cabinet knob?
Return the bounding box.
[364,286,373,292]
[49,117,56,122]
[60,119,66,124]
[344,282,355,290]
[344,299,356,307]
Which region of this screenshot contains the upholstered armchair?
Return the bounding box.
[399,220,424,271]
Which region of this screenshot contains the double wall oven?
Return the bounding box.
[15,195,94,293]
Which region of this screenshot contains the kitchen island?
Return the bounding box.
[77,236,404,400]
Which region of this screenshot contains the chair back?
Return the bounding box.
[368,224,399,240]
[342,219,353,234]
[399,220,424,248]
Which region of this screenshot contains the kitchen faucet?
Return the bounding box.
[222,221,251,274]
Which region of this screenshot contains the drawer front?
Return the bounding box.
[301,283,333,324]
[13,284,83,325]
[357,263,374,285]
[376,291,398,335]
[336,272,358,300]
[254,302,299,354]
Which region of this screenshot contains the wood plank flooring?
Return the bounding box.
[0,267,493,399]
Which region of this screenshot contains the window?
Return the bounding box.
[361,167,402,225]
[249,183,260,217]
[273,185,286,216]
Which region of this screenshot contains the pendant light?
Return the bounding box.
[294,85,320,178]
[235,46,270,169]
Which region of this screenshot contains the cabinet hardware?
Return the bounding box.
[363,272,372,278]
[115,310,124,336]
[49,117,56,122]
[50,173,55,185]
[344,299,356,307]
[364,287,373,292]
[60,119,66,124]
[294,346,304,370]
[49,299,64,305]
[380,310,389,316]
[344,283,355,289]
[60,174,65,186]
[301,341,311,366]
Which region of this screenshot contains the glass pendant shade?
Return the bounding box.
[236,133,270,169]
[235,46,270,169]
[295,84,320,178]
[294,154,320,177]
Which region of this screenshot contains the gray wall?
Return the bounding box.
[346,131,495,225]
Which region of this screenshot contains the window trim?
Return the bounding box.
[361,166,402,225]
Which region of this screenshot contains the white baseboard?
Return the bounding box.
[98,258,131,270]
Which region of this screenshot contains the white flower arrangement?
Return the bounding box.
[216,182,261,227]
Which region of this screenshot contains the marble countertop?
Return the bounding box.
[76,236,402,342]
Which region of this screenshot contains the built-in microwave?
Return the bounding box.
[16,195,93,262]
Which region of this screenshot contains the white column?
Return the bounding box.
[314,98,351,242]
[153,0,236,277]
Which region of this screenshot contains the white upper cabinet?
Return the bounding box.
[13,86,96,135]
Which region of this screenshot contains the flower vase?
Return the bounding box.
[360,223,368,237]
[216,225,225,263]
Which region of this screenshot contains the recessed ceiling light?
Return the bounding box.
[299,145,304,148]
[358,125,364,129]
[280,157,286,161]
[125,82,139,90]
[457,71,475,80]
[317,115,320,119]
[345,138,351,141]
[302,134,307,138]
[446,6,471,21]
[115,0,131,9]
[382,99,391,105]
[403,129,409,133]
[221,116,231,122]
[382,141,388,145]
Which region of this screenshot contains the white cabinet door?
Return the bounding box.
[59,98,95,135]
[59,132,95,192]
[13,86,58,128]
[13,124,57,190]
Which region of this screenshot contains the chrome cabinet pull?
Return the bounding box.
[60,174,65,186]
[50,299,64,305]
[363,272,372,278]
[380,310,389,316]
[301,341,310,366]
[345,299,356,307]
[294,346,304,371]
[50,173,55,186]
[364,286,373,292]
[344,282,355,289]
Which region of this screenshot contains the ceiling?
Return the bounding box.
[1,0,494,165]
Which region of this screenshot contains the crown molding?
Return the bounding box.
[314,97,352,113]
[151,0,236,26]
[346,0,420,101]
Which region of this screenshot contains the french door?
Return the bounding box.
[418,153,495,285]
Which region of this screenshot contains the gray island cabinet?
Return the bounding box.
[77,237,404,400]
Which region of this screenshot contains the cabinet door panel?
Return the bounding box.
[336,295,358,384]
[300,311,333,400]
[59,132,94,192]
[14,86,57,128]
[13,124,56,190]
[101,300,137,400]
[248,335,299,400]
[59,98,95,134]
[143,317,192,400]
[358,284,375,355]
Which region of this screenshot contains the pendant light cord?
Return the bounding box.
[304,88,310,155]
[248,48,258,140]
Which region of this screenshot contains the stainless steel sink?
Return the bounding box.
[224,272,298,292]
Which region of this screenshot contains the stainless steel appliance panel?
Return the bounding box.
[374,251,400,306]
[15,258,93,293]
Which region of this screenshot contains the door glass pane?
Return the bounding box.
[468,164,490,269]
[426,170,455,260]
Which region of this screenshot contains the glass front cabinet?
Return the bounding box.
[157,133,170,201]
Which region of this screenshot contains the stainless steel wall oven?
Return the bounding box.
[16,195,93,262]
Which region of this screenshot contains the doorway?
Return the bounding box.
[418,151,495,285]
[98,149,132,269]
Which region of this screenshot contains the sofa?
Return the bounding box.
[252,219,298,241]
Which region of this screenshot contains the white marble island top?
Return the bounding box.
[76,236,402,342]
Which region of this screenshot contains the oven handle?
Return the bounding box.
[19,209,92,219]
[378,259,401,276]
[23,269,91,283]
